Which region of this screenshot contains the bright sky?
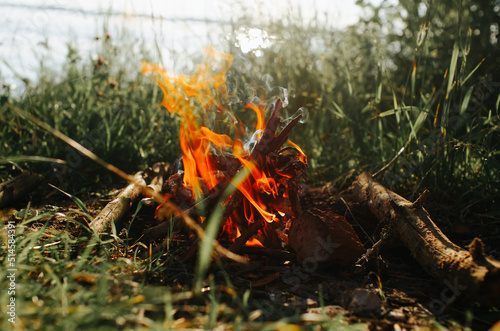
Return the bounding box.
[0,0,362,91]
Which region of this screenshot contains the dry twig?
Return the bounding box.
[90,171,146,234]
[351,172,500,306]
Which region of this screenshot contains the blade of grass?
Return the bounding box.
[401,103,419,141]
[460,87,473,115]
[446,42,459,97]
[392,89,400,124]
[330,100,346,118]
[373,106,420,119]
[411,58,417,102]
[462,58,484,85]
[412,109,428,138]
[193,161,255,291]
[375,66,383,104]
[48,183,90,215]
[126,198,147,247]
[0,156,67,164]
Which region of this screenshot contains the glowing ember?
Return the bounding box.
[143,47,307,248]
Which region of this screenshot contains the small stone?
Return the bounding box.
[348,288,382,315]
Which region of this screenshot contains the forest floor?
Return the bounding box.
[3,171,499,331]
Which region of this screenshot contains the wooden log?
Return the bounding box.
[351,172,500,306]
[90,171,146,235]
[250,99,282,162]
[0,172,44,208]
[268,114,302,154]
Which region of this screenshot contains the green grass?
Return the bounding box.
[1,1,499,329]
[0,207,371,330]
[1,34,180,193]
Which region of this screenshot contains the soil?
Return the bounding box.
[3,176,500,331]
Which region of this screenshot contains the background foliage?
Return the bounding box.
[1,0,498,212]
[0,1,499,329]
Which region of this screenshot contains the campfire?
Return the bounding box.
[113,46,368,272]
[139,46,318,254]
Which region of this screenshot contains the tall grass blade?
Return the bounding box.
[330,100,346,118]
[411,58,417,101]
[0,156,67,164]
[392,90,400,123]
[376,65,383,104]
[193,161,255,291]
[375,106,419,118]
[460,87,473,115]
[412,110,428,138]
[462,58,484,85]
[48,183,90,215]
[447,42,459,96]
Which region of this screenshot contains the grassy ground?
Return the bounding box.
[1,2,499,329]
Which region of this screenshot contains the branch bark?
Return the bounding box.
[90,171,146,235]
[351,172,500,306]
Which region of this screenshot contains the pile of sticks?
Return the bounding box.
[90,100,307,257]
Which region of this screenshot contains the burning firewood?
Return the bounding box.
[351,172,500,306]
[140,48,328,272]
[182,110,306,255]
[131,94,309,257]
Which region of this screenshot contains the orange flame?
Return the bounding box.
[143,47,234,198]
[245,237,264,247]
[287,139,307,165]
[244,102,265,134]
[143,47,306,246]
